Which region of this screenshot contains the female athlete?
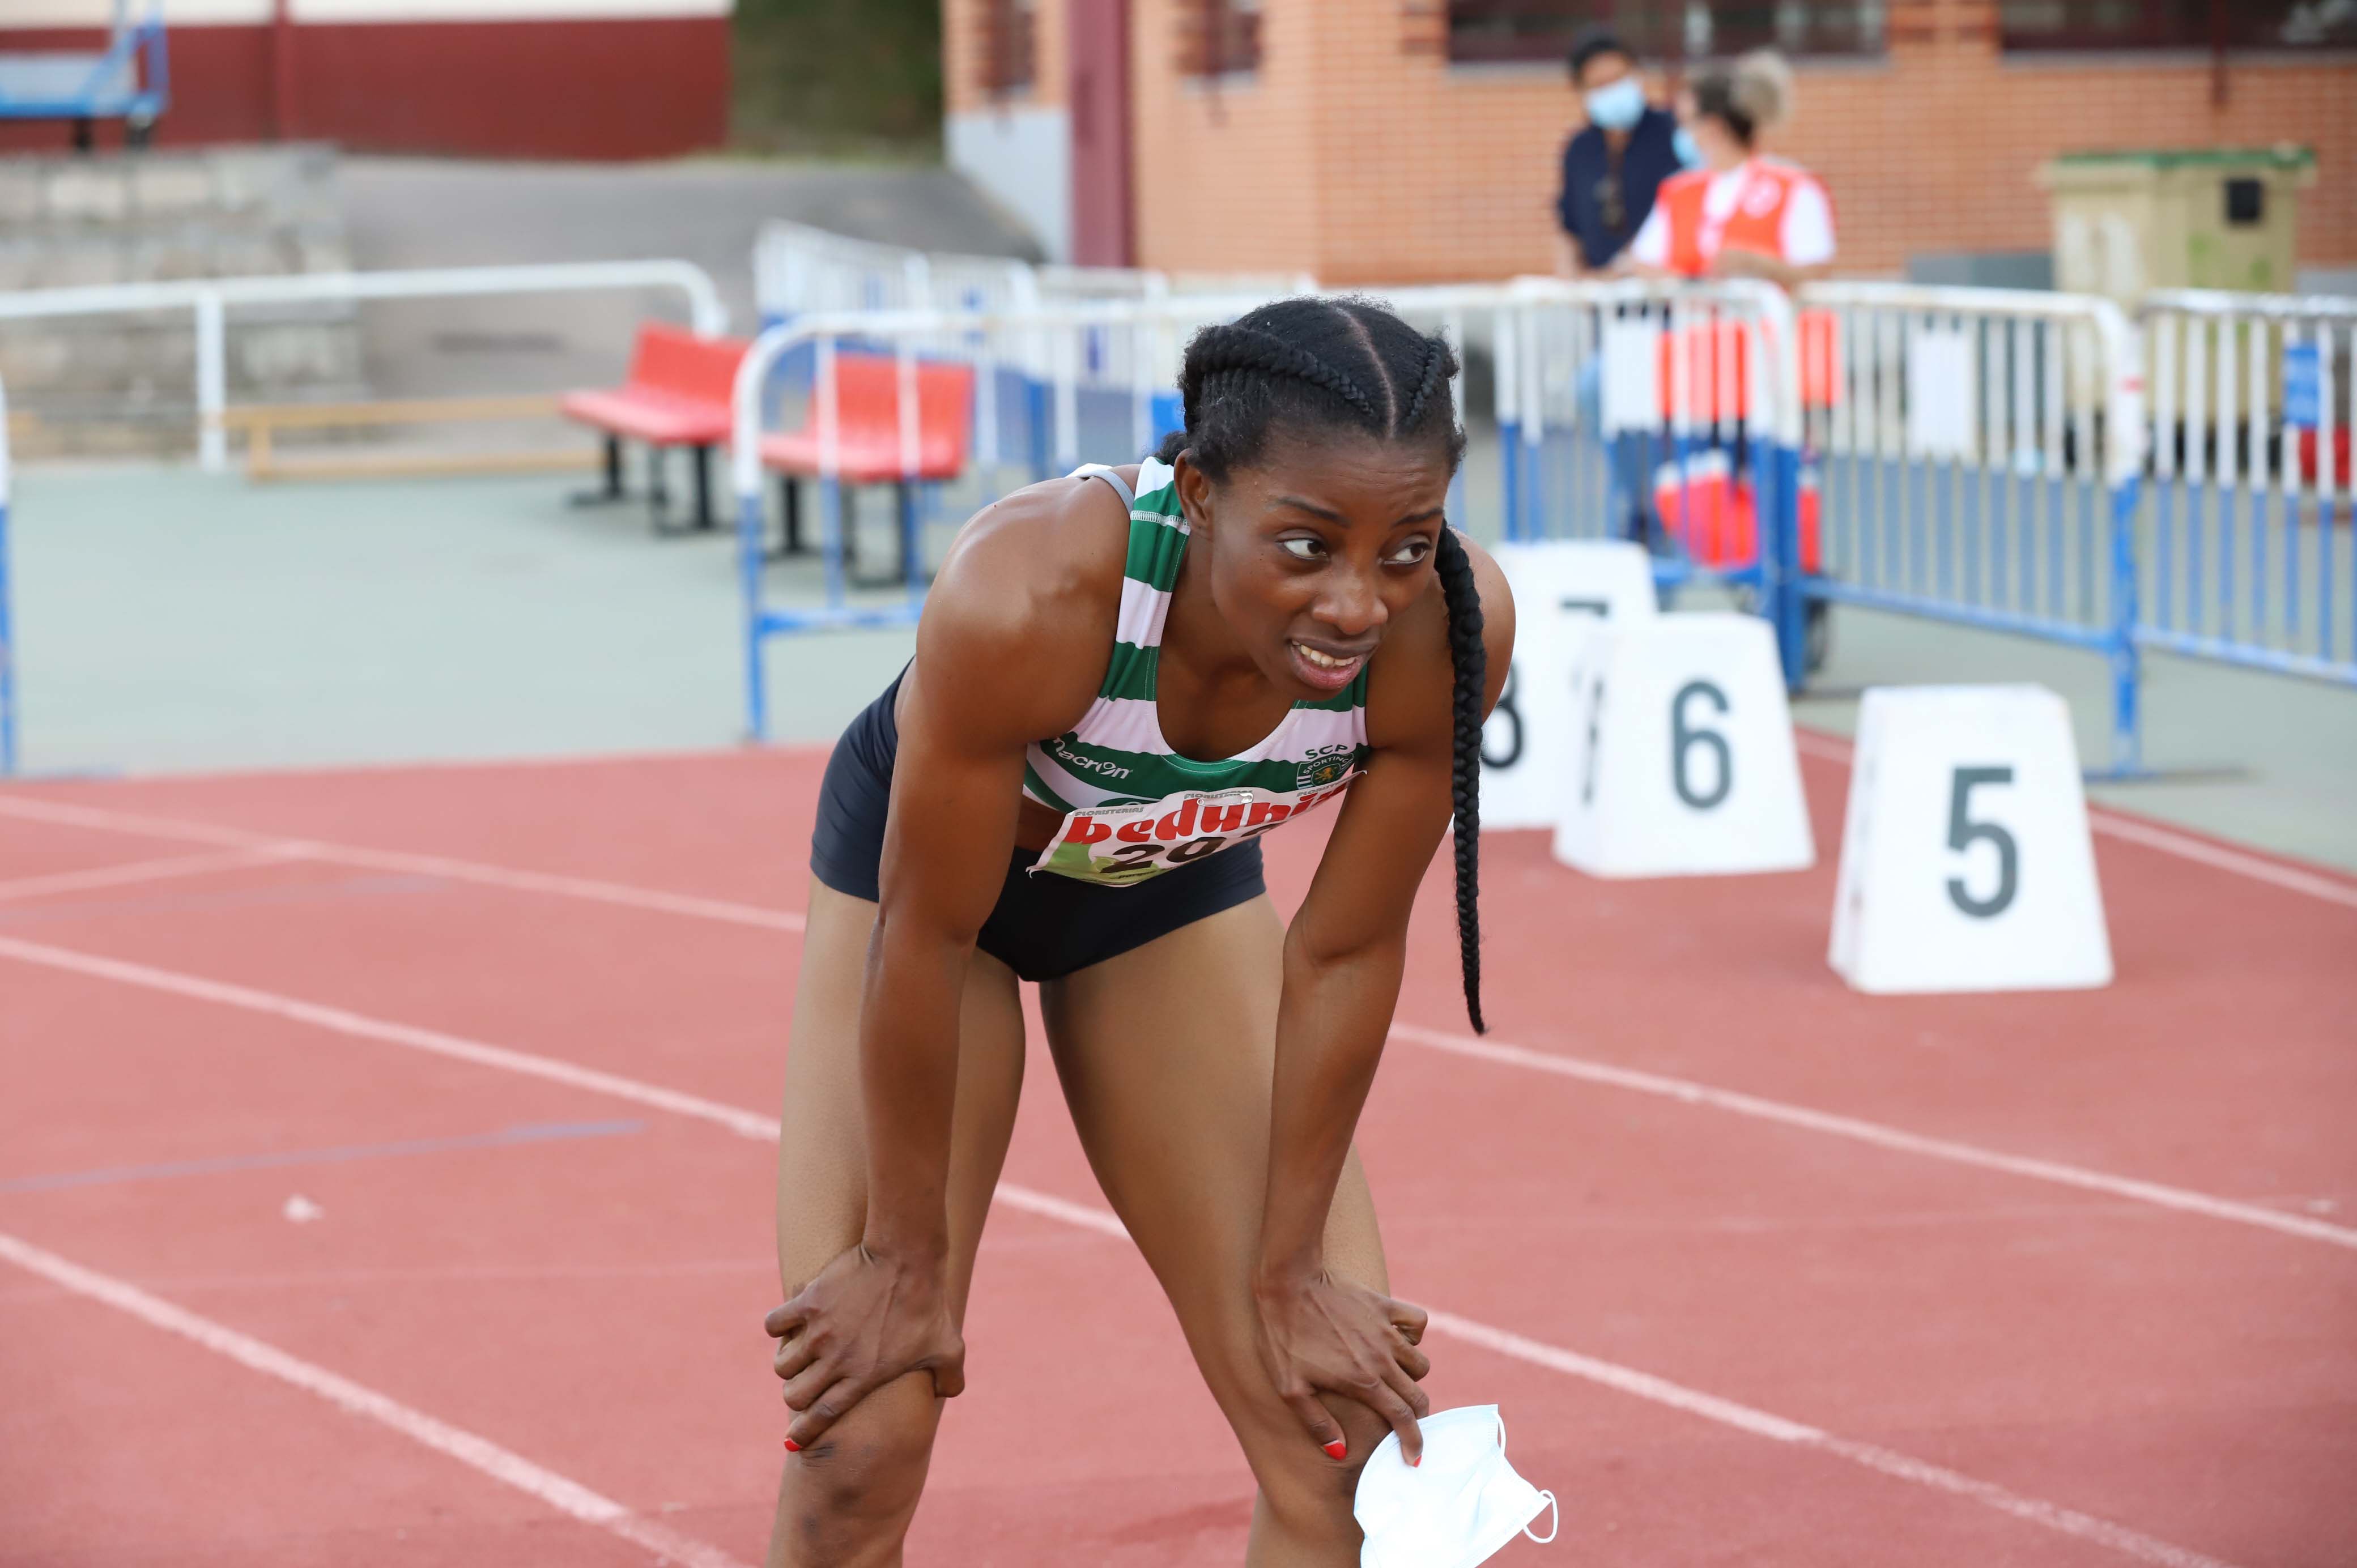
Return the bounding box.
[760,295,1514,1566]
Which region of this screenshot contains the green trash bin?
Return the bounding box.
[2036,146,2317,302]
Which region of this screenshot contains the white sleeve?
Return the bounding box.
[1628,202,1670,268]
[1780,180,1836,267]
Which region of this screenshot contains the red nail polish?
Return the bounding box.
[784,1437,802,1452]
[1322,1438,1347,1460]
[1409,1455,1420,1468]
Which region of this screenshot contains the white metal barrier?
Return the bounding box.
[1797,281,2148,770]
[2140,289,2353,684]
[0,259,727,471]
[724,280,1810,737]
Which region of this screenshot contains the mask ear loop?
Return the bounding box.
[1525,1492,1560,1545]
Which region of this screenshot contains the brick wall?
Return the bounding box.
[1109,0,2354,286]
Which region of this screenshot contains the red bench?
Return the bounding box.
[761,351,975,583]
[561,323,750,532]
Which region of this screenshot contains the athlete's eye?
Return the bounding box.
[1279,536,1327,562]
[1384,535,1435,566]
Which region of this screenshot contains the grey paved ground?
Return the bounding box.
[6,465,2352,870]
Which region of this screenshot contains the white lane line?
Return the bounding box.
[0,1230,750,1568]
[0,847,296,905]
[1429,1312,2239,1568]
[1790,728,2357,911]
[0,796,805,934]
[0,935,2253,1568]
[0,935,781,1140]
[1391,1022,2357,1252]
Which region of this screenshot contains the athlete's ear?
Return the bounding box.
[1173,451,1216,538]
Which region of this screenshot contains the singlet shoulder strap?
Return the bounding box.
[1069,463,1136,510]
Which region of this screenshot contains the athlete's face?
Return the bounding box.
[1178,427,1454,698]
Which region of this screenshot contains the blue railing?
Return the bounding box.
[2139,291,2354,687]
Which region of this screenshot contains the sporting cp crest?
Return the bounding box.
[1295,746,1356,790]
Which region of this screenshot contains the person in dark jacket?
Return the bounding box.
[1555,27,1684,276]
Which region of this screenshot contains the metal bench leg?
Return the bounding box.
[775,475,806,559]
[648,445,687,536]
[691,445,714,530]
[896,480,916,587]
[570,434,628,508]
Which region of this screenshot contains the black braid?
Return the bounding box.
[1432,526,1487,1033]
[1395,334,1449,435]
[1155,295,1486,1032]
[1185,325,1386,430]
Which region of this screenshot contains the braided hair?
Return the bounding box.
[1155,297,1488,1032]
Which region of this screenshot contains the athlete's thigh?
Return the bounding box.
[1039,895,1394,1531]
[776,880,1026,1314]
[768,879,1025,1565]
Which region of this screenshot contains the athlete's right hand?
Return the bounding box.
[765,1241,965,1451]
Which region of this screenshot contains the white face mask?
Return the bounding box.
[1353,1405,1558,1568]
[1583,76,1647,133]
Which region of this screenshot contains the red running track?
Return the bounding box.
[1,745,2351,1567]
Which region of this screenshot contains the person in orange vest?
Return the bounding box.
[1620,50,1836,288]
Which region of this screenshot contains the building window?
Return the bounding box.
[1447,2,1887,65]
[1998,1,2356,52]
[980,0,1037,96]
[1181,0,1265,79]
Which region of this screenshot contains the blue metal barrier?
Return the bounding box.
[2140,291,2355,687]
[1789,284,2148,774]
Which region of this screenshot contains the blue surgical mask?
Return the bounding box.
[1672,125,1703,169]
[1583,77,1646,133]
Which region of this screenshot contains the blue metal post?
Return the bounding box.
[1499,420,1521,542]
[1767,441,1808,688]
[738,489,769,742]
[2105,479,2144,776]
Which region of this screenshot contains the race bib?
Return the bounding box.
[1029,773,1362,888]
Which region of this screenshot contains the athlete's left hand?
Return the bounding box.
[1252,1269,1432,1465]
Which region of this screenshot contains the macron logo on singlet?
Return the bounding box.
[1053,740,1130,780]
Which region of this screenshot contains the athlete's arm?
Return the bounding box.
[767,479,1118,1452]
[1251,540,1514,1464]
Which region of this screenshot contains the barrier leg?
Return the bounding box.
[1500,421,1521,543]
[738,489,769,742]
[2103,479,2145,778]
[1767,442,1809,691]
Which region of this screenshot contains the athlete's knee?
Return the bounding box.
[770,1387,937,1565]
[1253,1427,1373,1547]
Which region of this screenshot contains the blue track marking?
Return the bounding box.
[0,1120,644,1195]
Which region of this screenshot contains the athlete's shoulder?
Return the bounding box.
[1364,532,1514,753]
[911,468,1135,745]
[1657,167,1711,199]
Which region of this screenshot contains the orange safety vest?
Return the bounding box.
[1654,157,1825,278]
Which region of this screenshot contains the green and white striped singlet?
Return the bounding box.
[1024,457,1371,888]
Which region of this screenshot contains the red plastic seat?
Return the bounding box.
[560,324,748,446]
[760,352,975,483]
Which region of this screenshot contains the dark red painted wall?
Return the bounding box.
[0,18,728,159]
